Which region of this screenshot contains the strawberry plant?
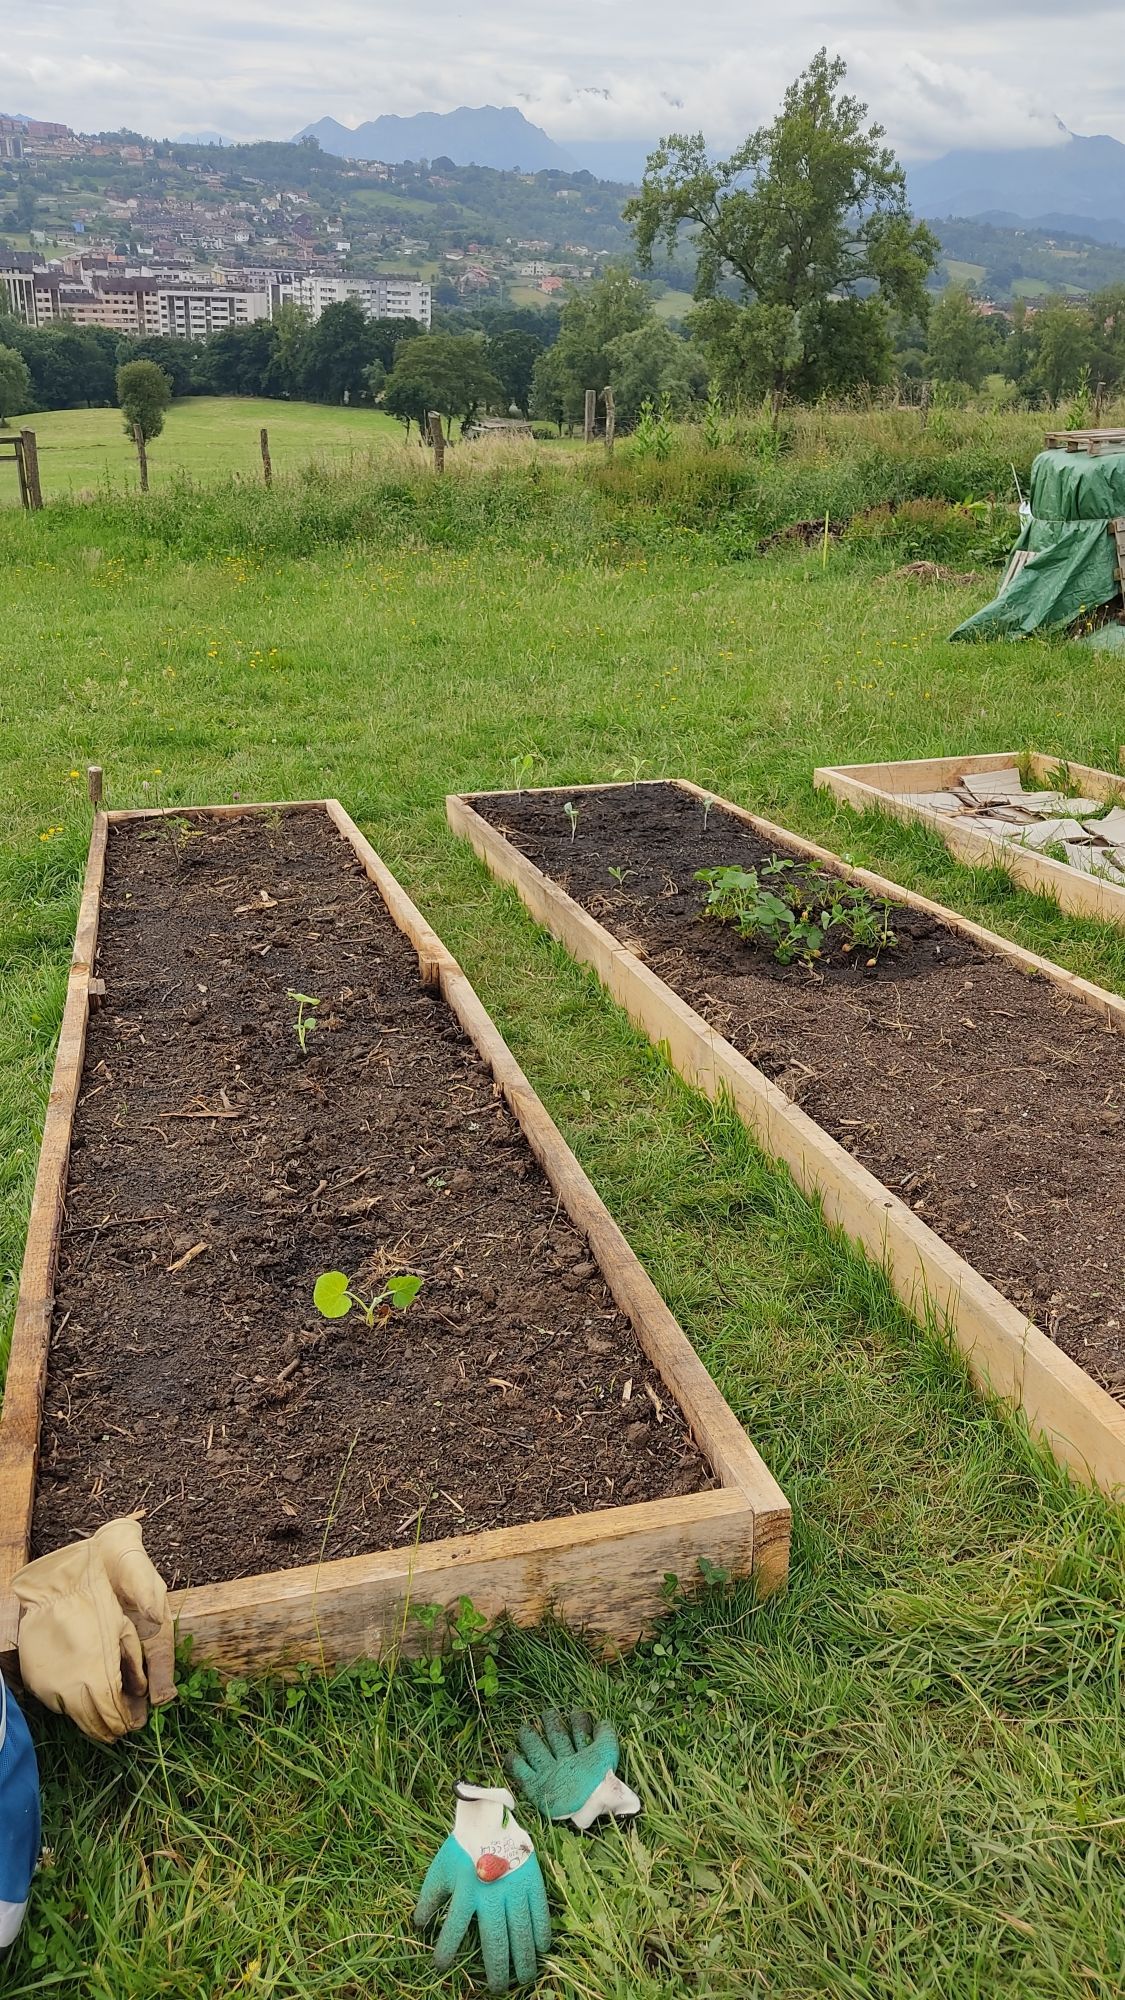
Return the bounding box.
[697,863,897,967]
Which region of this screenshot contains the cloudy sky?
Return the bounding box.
[5,2,1119,159]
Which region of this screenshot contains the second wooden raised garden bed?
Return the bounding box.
[0,801,789,1677]
[448,779,1125,1500]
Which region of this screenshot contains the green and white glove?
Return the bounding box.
[414,1783,551,1991]
[505,1710,640,1831]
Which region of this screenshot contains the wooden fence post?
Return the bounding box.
[86,765,103,806]
[584,388,597,444]
[602,385,616,458]
[133,424,149,494]
[13,436,29,510]
[19,429,42,509]
[429,412,446,474]
[260,426,272,486]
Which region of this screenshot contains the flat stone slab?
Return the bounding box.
[1013,819,1089,849]
[961,768,1025,800]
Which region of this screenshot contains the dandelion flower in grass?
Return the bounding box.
[68,768,79,779]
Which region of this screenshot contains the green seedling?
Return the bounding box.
[700,792,715,832]
[563,800,580,842]
[313,1269,424,1327]
[288,990,320,1053]
[608,865,635,887]
[510,752,535,794]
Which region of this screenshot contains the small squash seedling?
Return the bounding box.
[313,1270,424,1327]
[288,990,320,1054]
[563,800,580,843]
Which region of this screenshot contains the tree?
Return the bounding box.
[528,268,654,429]
[367,316,422,371]
[381,334,503,435]
[486,328,544,414]
[925,288,994,389]
[299,299,381,404]
[196,321,277,398]
[602,322,707,425]
[0,344,32,428]
[117,334,201,397]
[116,358,172,440]
[1032,299,1095,402]
[626,48,938,405]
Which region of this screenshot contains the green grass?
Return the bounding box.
[1,457,1124,1996]
[652,289,696,323]
[941,259,987,287]
[4,397,404,506]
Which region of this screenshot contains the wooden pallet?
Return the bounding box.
[1045,428,1125,456]
[448,779,1125,1501]
[0,801,790,1677]
[816,750,1125,930]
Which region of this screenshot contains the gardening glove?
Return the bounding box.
[12,1517,176,1745]
[505,1710,640,1830]
[414,1782,551,1991]
[0,1673,40,1949]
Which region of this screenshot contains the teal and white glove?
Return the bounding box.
[414,1783,551,1991]
[505,1711,640,1830]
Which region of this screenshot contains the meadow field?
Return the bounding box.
[1,434,1123,1996]
[1,396,405,505]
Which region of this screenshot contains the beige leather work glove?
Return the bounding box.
[12,1519,176,1745]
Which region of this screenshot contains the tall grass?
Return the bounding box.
[0,406,1052,567]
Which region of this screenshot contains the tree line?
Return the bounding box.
[4,50,1120,440]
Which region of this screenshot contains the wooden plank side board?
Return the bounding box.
[0,801,788,1677]
[172,1489,762,1676]
[814,753,1125,934]
[447,785,1125,1499]
[0,816,108,1658]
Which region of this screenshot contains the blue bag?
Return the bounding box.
[0,1671,41,1948]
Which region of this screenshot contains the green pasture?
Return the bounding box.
[3,397,405,505]
[0,453,1123,1997]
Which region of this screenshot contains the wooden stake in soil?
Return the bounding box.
[19,429,42,510]
[133,423,149,494]
[603,385,616,458]
[260,426,272,487]
[86,765,103,806]
[584,388,597,445]
[429,413,446,474]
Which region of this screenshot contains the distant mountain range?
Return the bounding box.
[908,127,1125,247]
[294,105,654,182]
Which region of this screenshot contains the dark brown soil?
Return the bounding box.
[32,809,711,1589]
[475,783,1125,1403]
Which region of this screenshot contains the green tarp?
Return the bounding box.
[950,447,1125,641]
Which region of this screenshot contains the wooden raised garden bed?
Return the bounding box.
[814,751,1125,928]
[0,801,790,1677]
[448,778,1125,1500]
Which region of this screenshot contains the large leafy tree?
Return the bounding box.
[299,299,381,404]
[925,288,996,390]
[602,322,707,424]
[486,329,544,415]
[529,268,653,429]
[382,333,503,436]
[1031,299,1095,402]
[625,48,937,404]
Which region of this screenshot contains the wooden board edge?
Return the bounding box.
[448,793,1125,1499]
[815,766,1125,938]
[171,1487,763,1673]
[816,752,1125,808]
[0,815,109,1655]
[331,801,789,1543]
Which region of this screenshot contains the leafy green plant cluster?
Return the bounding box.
[696,859,898,966]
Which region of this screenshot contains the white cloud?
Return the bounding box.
[3,3,1120,159]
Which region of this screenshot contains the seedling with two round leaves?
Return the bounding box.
[288,990,320,1054]
[313,1270,424,1327]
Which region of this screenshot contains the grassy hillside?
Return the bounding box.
[0,450,1122,1996]
[3,398,404,505]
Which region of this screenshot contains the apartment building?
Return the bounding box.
[0,262,269,336]
[271,273,431,328]
[157,286,270,338]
